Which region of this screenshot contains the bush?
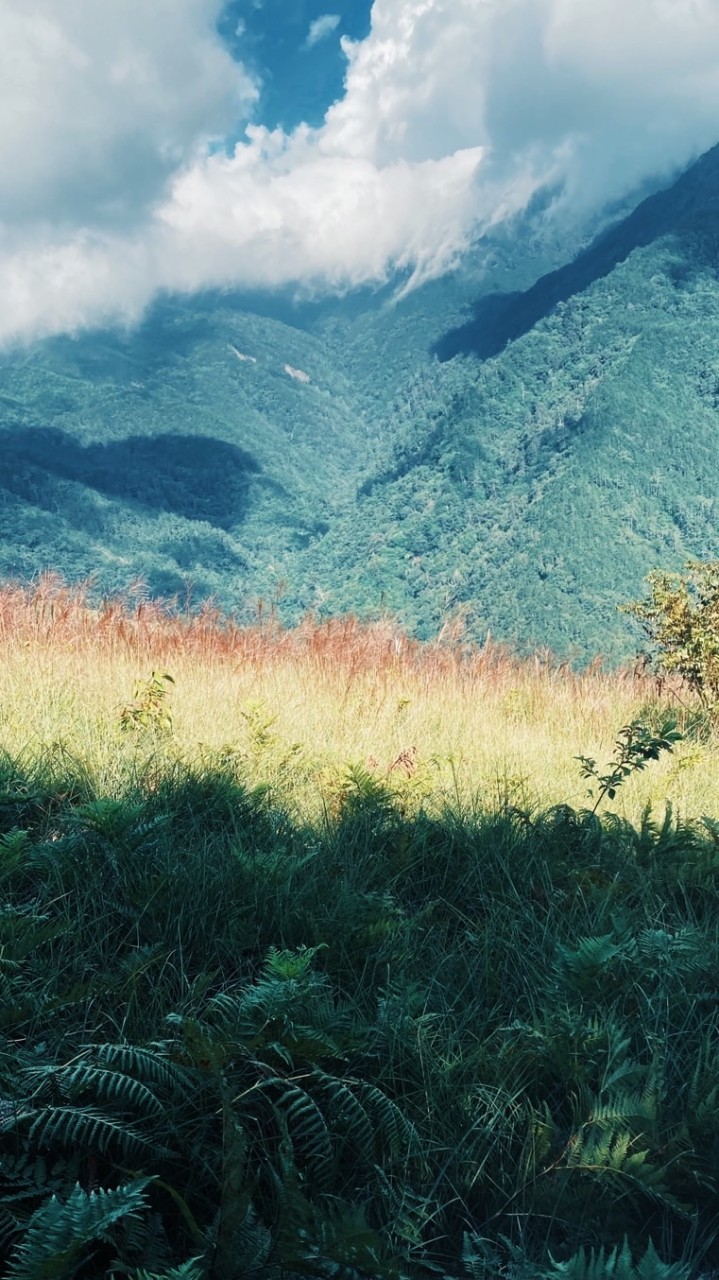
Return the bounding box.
[623,560,719,718]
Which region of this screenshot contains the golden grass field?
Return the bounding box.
[0,574,713,821]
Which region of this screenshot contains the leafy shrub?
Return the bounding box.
[624,561,719,718]
[119,671,175,734]
[576,720,681,812]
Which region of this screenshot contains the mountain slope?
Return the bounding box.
[1,146,719,656]
[291,146,719,657]
[0,296,378,602]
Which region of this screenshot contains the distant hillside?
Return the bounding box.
[0,296,374,604]
[1,145,719,656]
[293,144,719,658]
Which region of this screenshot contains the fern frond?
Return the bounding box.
[93,1042,196,1098]
[263,944,328,982]
[0,1205,21,1254]
[277,1197,401,1280]
[351,1079,418,1164]
[585,1092,657,1132]
[0,1151,68,1204]
[133,1263,207,1280]
[556,935,625,993]
[6,1178,152,1279]
[255,1077,334,1189]
[314,1071,375,1155]
[544,1235,690,1279]
[211,1200,272,1280]
[202,992,254,1038]
[28,1105,162,1159]
[461,1232,502,1280]
[22,1062,163,1116]
[163,1013,231,1074]
[562,1124,687,1214]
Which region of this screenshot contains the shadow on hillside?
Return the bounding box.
[0,426,264,529]
[41,309,218,384]
[433,143,719,362]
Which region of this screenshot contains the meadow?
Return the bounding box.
[0,577,717,1279]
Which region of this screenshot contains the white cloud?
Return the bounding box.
[2,0,719,344]
[0,0,256,229]
[304,13,341,50]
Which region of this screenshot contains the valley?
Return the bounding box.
[2,147,719,657]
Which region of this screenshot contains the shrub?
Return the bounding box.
[623,561,719,718]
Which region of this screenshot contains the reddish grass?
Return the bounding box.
[0,573,655,701]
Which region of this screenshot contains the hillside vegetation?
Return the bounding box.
[3,146,719,657]
[0,580,719,1277]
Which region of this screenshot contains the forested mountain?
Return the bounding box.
[2,143,719,657]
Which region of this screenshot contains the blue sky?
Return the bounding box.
[1,0,719,345]
[217,0,372,132]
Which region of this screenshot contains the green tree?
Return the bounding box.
[623,560,719,717]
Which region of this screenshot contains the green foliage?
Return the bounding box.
[5,147,719,656]
[5,1179,152,1279]
[119,670,175,735]
[0,740,717,1275]
[576,720,682,812]
[624,561,719,715]
[543,1237,689,1280]
[133,1264,206,1280]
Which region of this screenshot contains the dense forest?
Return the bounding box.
[2,145,719,656]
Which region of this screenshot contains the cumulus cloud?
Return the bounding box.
[304,13,341,50]
[0,0,255,229]
[2,0,719,344]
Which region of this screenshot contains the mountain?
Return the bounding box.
[2,145,719,657]
[297,143,719,657]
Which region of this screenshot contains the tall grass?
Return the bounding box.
[0,577,717,1278]
[0,574,712,821]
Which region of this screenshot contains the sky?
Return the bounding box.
[3,0,719,345]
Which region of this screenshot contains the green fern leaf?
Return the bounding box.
[544,1235,690,1279]
[92,1043,196,1098]
[257,1078,334,1189]
[133,1263,207,1280]
[314,1071,375,1155]
[6,1179,152,1279]
[351,1079,418,1164]
[23,1063,163,1116]
[28,1105,161,1159]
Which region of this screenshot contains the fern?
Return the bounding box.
[92,1042,196,1099]
[555,934,627,995]
[562,1122,687,1215]
[22,1061,164,1116]
[314,1072,375,1156]
[461,1233,502,1280]
[584,1093,656,1133]
[543,1236,690,1279]
[133,1263,207,1280]
[275,1189,405,1280]
[27,1104,161,1159]
[270,1079,335,1188]
[211,1200,274,1280]
[6,1178,152,1279]
[350,1079,419,1165]
[0,1151,69,1206]
[263,945,328,981]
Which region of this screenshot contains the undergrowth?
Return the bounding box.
[0,581,717,1276]
[0,744,718,1277]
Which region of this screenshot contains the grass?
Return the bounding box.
[0,577,718,1278]
[0,575,714,822]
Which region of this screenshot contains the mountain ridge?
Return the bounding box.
[2,145,719,657]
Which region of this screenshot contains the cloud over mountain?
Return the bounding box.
[2,0,719,344]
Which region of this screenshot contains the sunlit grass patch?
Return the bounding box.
[0,575,712,822]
